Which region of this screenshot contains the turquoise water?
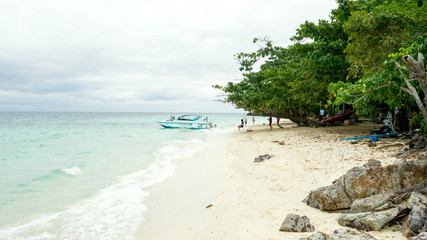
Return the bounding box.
[0,112,254,240]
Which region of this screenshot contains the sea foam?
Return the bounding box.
[60,166,82,176]
[0,136,212,240]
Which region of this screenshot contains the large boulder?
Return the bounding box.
[300,228,377,240]
[304,160,427,211]
[279,213,315,232]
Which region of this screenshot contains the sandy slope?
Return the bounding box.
[136,120,406,240]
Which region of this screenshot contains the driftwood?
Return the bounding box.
[375,141,408,151]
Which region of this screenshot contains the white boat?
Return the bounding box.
[157,115,215,129]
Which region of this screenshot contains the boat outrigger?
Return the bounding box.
[157,115,215,129]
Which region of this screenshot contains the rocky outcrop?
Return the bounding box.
[304,160,427,211]
[350,193,396,213]
[398,179,427,195]
[338,205,406,231]
[279,213,315,232]
[300,228,376,240]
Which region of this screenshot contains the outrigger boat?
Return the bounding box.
[158,115,215,129]
[322,110,355,123]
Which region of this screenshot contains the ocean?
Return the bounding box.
[0,112,258,240]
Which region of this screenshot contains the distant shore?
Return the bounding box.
[135,120,405,239]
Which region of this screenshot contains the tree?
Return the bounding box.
[215,3,351,126]
[394,53,427,126]
[329,0,427,123]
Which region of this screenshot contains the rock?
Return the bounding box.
[397,179,427,195]
[367,141,376,147]
[350,193,396,213]
[279,213,315,232]
[330,229,377,239]
[278,140,285,145]
[254,154,274,162]
[410,134,427,149]
[407,192,427,234]
[304,160,427,211]
[300,228,377,240]
[411,232,427,240]
[363,159,381,168]
[338,206,406,231]
[299,232,330,240]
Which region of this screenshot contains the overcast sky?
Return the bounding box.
[0,0,337,113]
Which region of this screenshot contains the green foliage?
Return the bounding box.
[329,0,427,119]
[343,1,424,77]
[410,112,427,136]
[215,0,427,126]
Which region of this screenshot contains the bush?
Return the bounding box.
[409,113,427,136]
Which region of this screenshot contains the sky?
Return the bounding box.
[0,0,338,113]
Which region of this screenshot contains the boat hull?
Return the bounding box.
[322,110,355,123]
[158,121,213,129]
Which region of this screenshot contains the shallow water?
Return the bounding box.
[0,112,259,240]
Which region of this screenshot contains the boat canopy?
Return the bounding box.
[176,115,201,121]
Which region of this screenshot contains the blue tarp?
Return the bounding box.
[341,133,398,141]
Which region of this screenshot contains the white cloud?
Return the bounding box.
[0,0,337,112]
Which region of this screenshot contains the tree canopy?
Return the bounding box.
[215,0,427,127]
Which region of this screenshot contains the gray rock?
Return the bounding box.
[410,134,427,149]
[411,232,427,240]
[279,213,315,232]
[363,159,382,168]
[397,179,427,195]
[330,229,377,239]
[304,160,427,211]
[407,192,427,234]
[254,154,274,162]
[338,207,405,231]
[300,229,376,240]
[299,232,330,240]
[350,193,396,213]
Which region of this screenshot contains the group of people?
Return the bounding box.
[238,117,254,130]
[267,116,280,129]
[238,116,280,130]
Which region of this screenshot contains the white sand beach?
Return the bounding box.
[136,120,406,240]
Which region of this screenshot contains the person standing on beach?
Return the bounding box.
[244,117,247,127]
[238,119,244,130]
[252,116,255,125]
[276,117,283,128]
[268,116,272,130]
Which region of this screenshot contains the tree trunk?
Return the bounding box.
[402,54,427,127]
[403,53,427,103]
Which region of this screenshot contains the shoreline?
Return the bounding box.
[135,120,406,239]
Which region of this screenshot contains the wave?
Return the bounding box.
[0,134,225,240]
[12,165,83,191]
[0,126,236,240]
[60,166,82,176]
